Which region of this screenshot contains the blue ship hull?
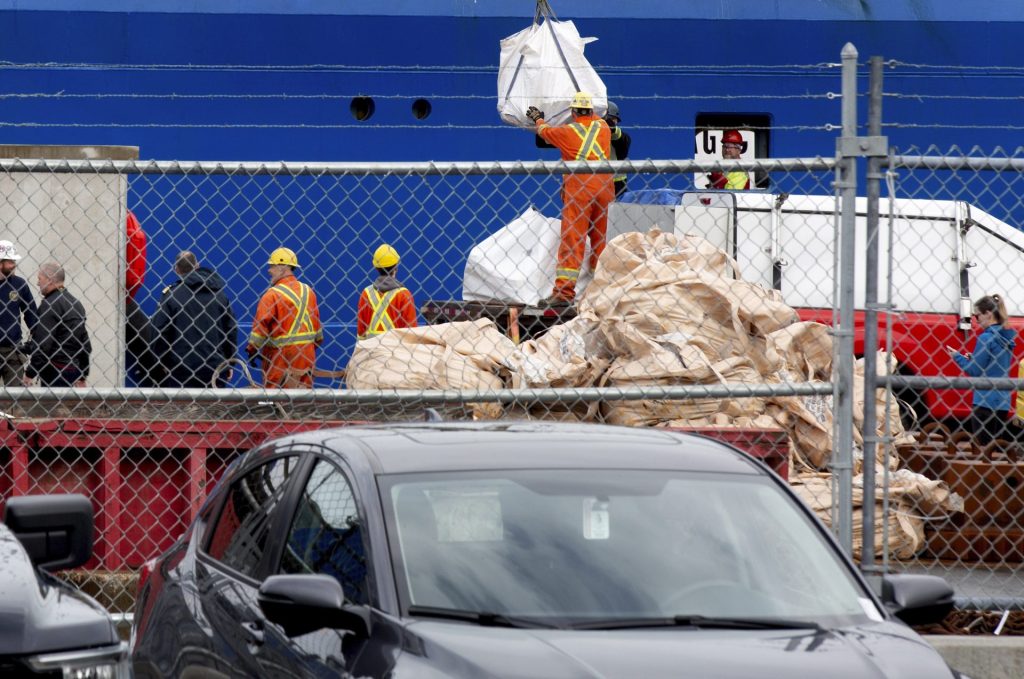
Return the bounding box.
[0,1,1016,377]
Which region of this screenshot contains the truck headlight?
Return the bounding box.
[25,641,130,678]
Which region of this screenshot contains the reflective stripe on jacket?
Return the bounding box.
[357,285,417,340]
[535,113,613,189]
[248,275,323,349]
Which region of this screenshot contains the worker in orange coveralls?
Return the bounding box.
[357,244,417,340]
[246,247,322,387]
[526,91,614,305]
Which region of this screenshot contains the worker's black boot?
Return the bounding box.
[536,294,574,308]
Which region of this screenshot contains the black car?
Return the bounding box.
[132,422,964,678]
[1,494,130,677]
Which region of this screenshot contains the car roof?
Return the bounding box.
[298,421,766,476]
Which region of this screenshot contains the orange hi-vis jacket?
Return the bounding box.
[536,112,615,296]
[357,282,417,340]
[247,274,323,387]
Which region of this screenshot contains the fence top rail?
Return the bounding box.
[885,375,1024,390]
[0,157,837,176]
[890,154,1024,172]
[1,382,836,405]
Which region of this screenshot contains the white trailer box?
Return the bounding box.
[609,190,1024,321]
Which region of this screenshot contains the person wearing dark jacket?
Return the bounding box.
[150,251,238,388]
[604,101,632,197]
[0,240,38,386]
[23,262,90,387]
[948,293,1018,446]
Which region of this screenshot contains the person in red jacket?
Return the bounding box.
[124,210,156,385]
[357,244,417,340]
[126,210,146,300]
[526,91,614,305]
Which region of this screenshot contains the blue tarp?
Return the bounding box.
[616,189,686,206]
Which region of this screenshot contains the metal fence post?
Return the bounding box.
[860,55,885,571]
[834,42,859,556]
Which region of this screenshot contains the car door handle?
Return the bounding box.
[241,620,265,645]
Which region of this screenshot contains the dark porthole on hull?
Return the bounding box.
[412,99,432,120]
[351,97,375,121]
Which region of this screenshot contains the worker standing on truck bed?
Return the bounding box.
[357,244,417,340]
[247,247,322,388]
[526,91,614,305]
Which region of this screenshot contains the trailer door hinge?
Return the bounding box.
[836,136,889,158]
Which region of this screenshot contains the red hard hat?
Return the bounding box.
[722,129,744,145]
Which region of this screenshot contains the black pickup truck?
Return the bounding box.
[0,494,129,677]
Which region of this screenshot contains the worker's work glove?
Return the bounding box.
[526,106,545,123]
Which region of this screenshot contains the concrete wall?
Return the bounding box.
[926,635,1024,679]
[0,155,129,388]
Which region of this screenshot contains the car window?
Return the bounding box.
[386,470,877,626]
[280,459,368,605]
[205,456,300,577]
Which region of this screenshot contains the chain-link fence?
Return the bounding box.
[1,47,1023,632]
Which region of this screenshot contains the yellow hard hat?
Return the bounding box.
[570,91,593,109]
[267,247,299,267]
[372,244,400,269]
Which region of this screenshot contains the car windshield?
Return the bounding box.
[384,470,881,628]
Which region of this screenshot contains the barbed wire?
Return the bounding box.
[0,60,841,73]
[0,91,832,101]
[0,121,835,131]
[883,123,1024,130]
[889,61,1024,74]
[885,93,1024,101]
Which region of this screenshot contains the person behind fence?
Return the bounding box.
[125,209,157,386]
[526,91,614,305]
[150,251,238,388]
[604,101,632,198]
[0,240,38,386]
[707,129,752,190]
[246,246,322,388]
[947,294,1018,446]
[22,262,90,388]
[357,244,417,341]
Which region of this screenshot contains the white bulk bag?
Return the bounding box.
[462,206,593,306]
[498,19,607,128]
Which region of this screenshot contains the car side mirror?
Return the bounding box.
[259,574,370,638]
[879,573,955,626]
[3,494,94,571]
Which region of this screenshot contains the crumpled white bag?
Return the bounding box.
[497,19,607,128]
[462,206,593,305]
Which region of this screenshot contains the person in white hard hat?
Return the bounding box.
[0,240,38,386]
